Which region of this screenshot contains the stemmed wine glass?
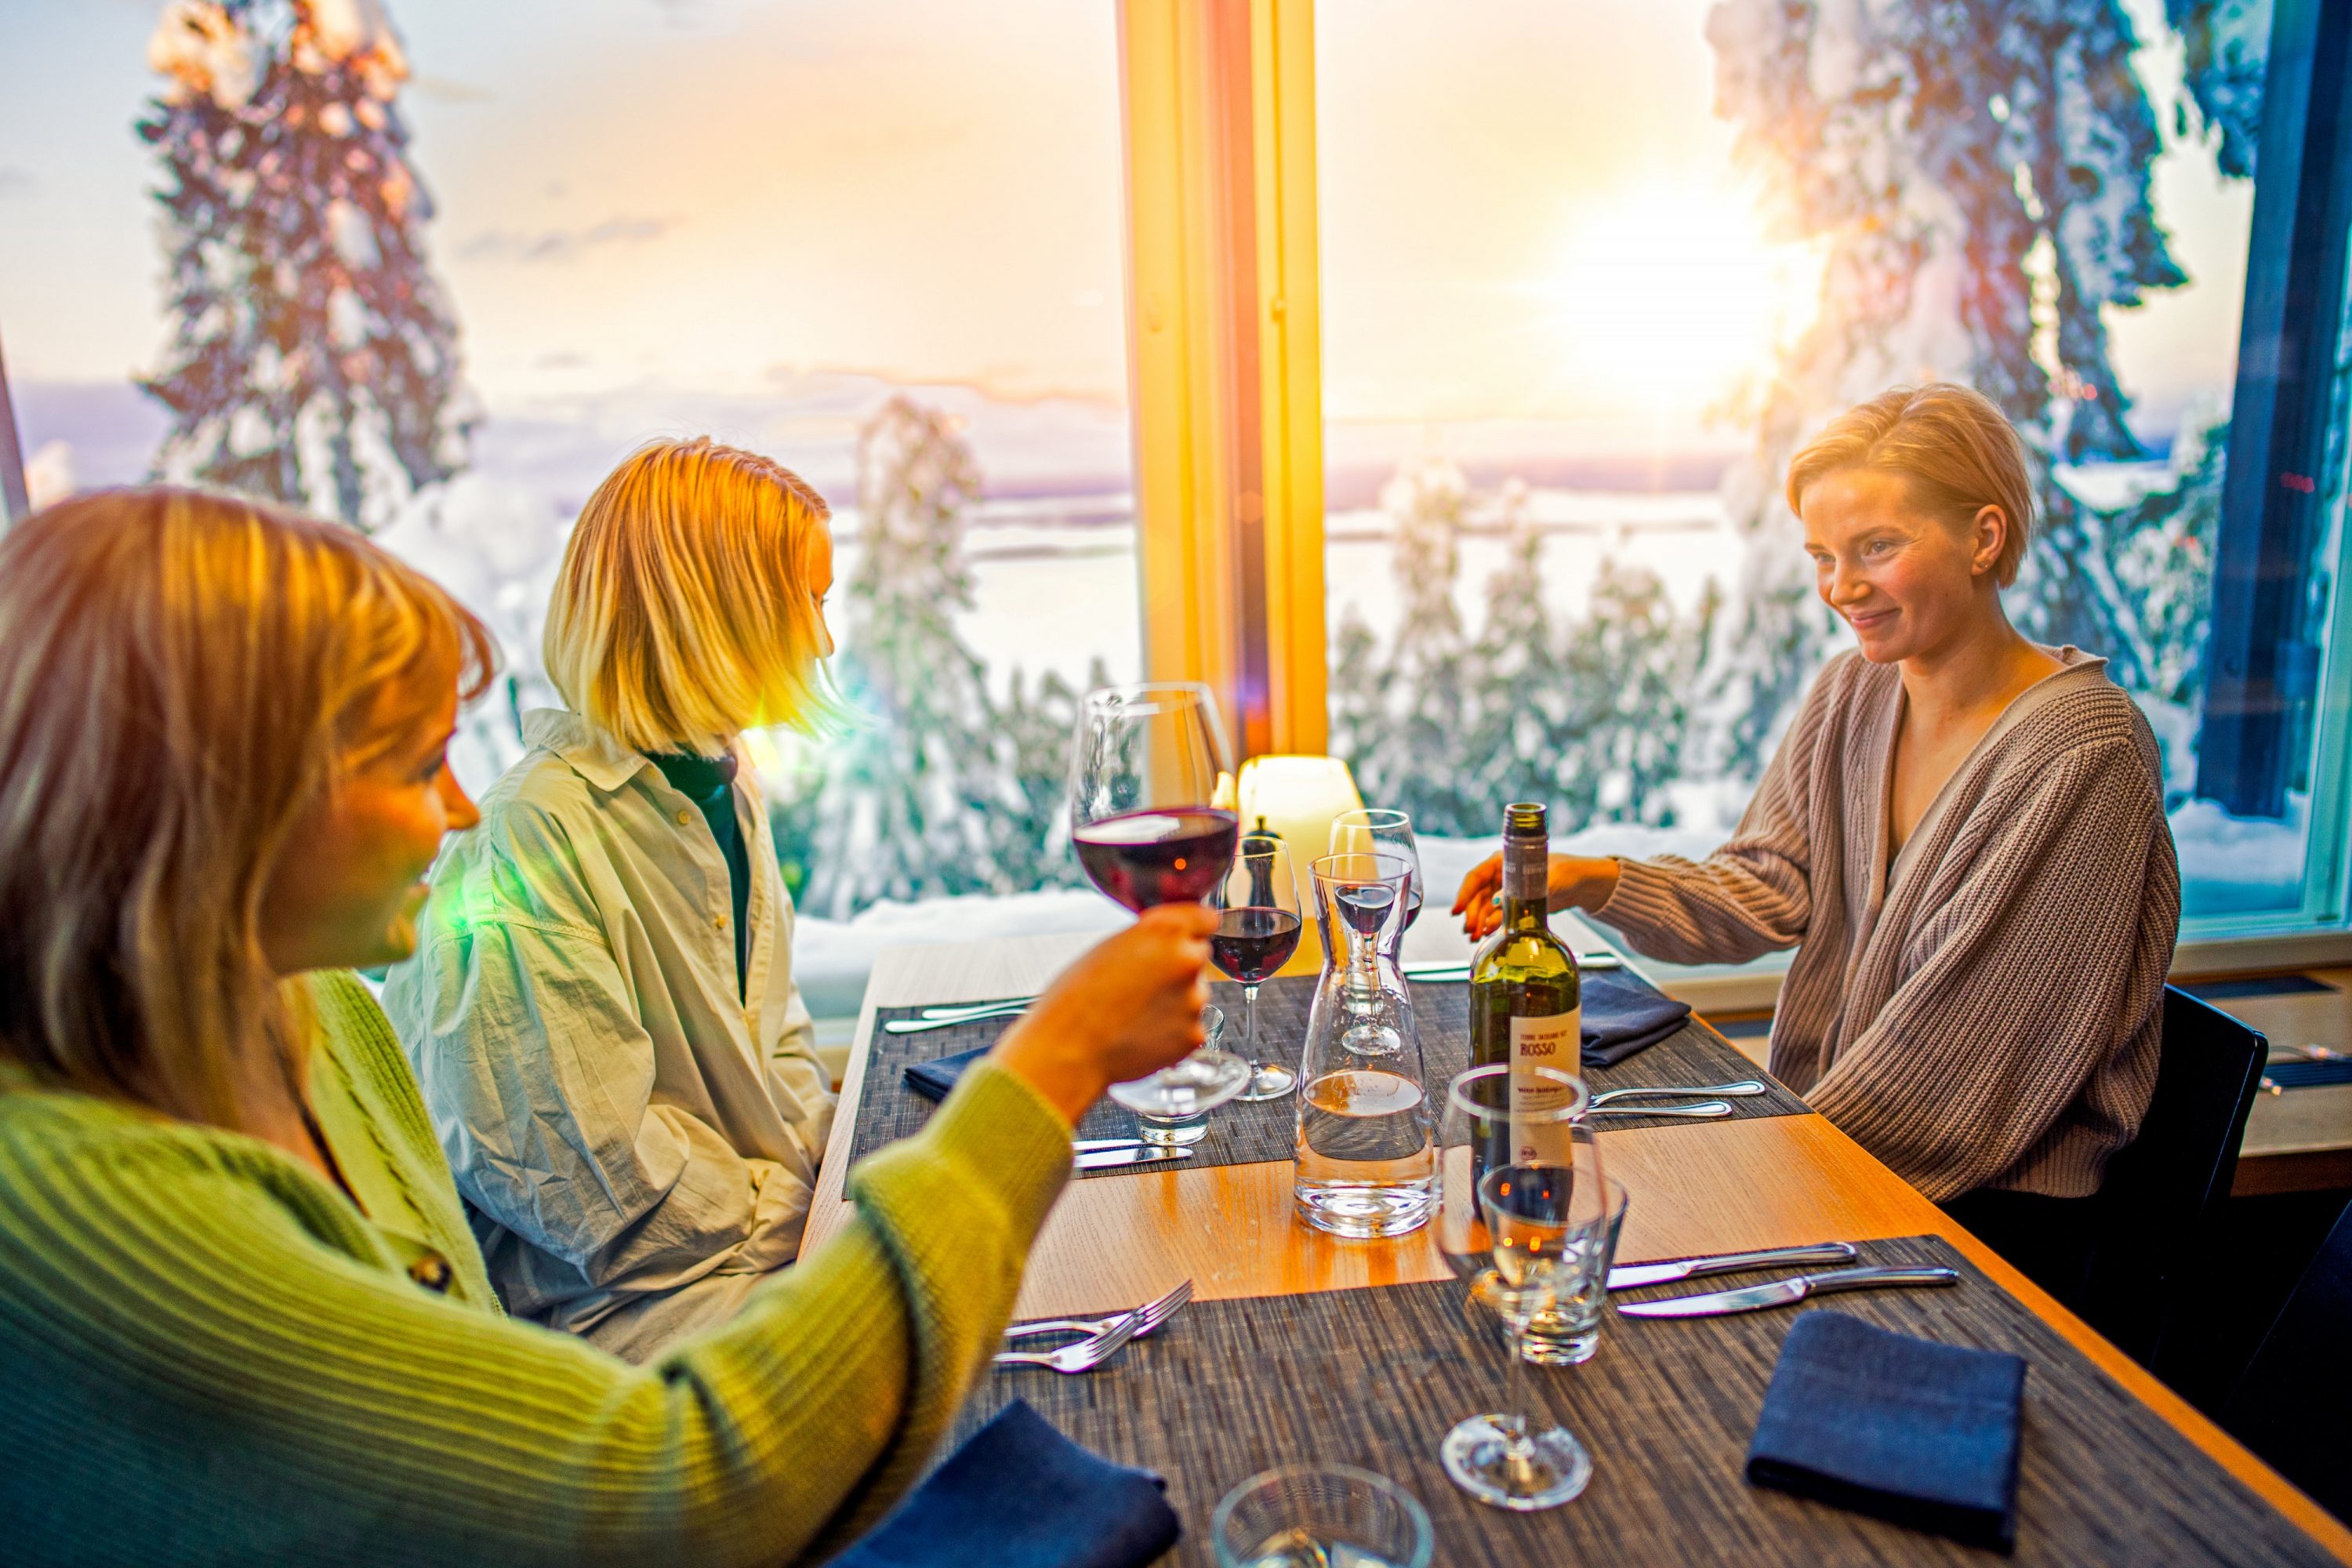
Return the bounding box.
[1436,1063,1604,1511]
[1210,831,1302,1102]
[1330,808,1423,947]
[1069,682,1252,1122]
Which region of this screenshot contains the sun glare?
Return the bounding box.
[1537,184,1826,413]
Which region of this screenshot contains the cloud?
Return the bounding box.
[459,215,675,264]
[0,167,33,198]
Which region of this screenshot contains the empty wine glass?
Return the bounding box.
[1069,682,1251,1121]
[1436,1063,1603,1511]
[1210,830,1303,1101]
[1330,808,1423,955]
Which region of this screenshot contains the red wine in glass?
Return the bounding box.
[1334,880,1399,938]
[1402,881,1425,931]
[1210,906,1304,983]
[1072,807,1240,912]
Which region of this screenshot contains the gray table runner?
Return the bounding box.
[964,1235,2332,1566]
[850,973,1809,1176]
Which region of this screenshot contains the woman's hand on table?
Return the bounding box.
[989,904,1218,1127]
[1454,853,1621,939]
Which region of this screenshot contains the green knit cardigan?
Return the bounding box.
[0,971,1072,1566]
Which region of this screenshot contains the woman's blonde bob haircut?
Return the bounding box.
[1786,383,2037,588]
[0,487,496,1134]
[544,437,843,754]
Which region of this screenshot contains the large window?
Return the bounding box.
[0,0,1144,1014]
[1313,0,2352,944]
[9,0,2352,1015]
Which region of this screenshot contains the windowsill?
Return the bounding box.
[1610,928,2352,1016]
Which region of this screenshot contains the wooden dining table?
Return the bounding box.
[804,930,2352,1565]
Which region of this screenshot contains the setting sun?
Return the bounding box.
[1536,183,1827,412]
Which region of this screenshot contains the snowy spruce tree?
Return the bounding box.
[142,0,468,529]
[799,397,1086,917]
[1332,459,1718,837]
[803,398,1001,919]
[1344,454,1490,833]
[1704,0,2260,768]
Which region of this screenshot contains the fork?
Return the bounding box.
[990,1308,1146,1374]
[1000,1278,1195,1345]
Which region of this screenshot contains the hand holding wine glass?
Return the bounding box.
[991,904,1218,1127]
[1068,682,1251,1125]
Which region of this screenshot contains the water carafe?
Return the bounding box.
[1294,851,1437,1238]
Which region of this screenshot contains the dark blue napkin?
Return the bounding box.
[1746,1310,2027,1553]
[833,1399,1180,1568]
[904,1045,989,1102]
[1581,967,1693,1067]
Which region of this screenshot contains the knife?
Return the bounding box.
[1607,1241,1858,1290]
[1074,1145,1193,1171]
[1073,1137,1145,1153]
[1616,1265,1960,1318]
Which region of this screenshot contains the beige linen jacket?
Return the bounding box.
[384,710,835,1359]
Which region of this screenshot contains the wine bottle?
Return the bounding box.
[1468,802,1581,1178]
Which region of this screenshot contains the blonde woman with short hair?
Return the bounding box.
[0,485,1218,1563]
[385,437,849,1358]
[1455,383,2180,1297]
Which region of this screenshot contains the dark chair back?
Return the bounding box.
[2077,985,2267,1368]
[2223,1196,2352,1525]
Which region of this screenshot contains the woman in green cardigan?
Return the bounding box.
[0,487,1218,1566]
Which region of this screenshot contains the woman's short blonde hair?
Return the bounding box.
[544,437,842,754]
[0,487,496,1132]
[1786,383,2037,587]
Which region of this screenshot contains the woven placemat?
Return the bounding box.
[850,973,1808,1177]
[962,1235,2332,1566]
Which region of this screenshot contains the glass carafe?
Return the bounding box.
[1294,851,1436,1239]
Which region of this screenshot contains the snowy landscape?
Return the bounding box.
[2,0,2328,1015]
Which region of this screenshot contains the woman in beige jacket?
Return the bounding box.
[1456,383,2179,1296]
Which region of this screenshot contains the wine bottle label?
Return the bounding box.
[1508,1006,1581,1166]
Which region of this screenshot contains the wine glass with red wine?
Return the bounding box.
[1069,683,1252,1123]
[1210,831,1303,1102]
[1330,809,1424,949]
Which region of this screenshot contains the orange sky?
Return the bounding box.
[0,0,2251,452]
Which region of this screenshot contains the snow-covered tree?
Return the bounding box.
[1704,0,2261,768]
[1339,454,1490,831]
[803,398,1012,917]
[1331,461,1718,838]
[141,0,468,529]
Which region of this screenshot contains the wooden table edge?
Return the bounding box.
[806,937,2352,1564]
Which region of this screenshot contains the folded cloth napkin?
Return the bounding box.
[1581,967,1693,1068]
[1746,1310,2027,1554]
[833,1399,1181,1568]
[904,1044,989,1102]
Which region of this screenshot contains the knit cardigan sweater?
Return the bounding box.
[0,975,1072,1566]
[1596,648,2180,1203]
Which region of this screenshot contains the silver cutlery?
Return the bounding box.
[1608,1241,1859,1291]
[1074,1145,1192,1171]
[1585,1098,1733,1120]
[884,1004,1030,1035]
[1073,1136,1147,1153]
[1616,1264,1961,1318]
[1002,1278,1195,1345]
[917,997,1036,1021]
[1589,1080,1767,1108]
[990,1308,1145,1374]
